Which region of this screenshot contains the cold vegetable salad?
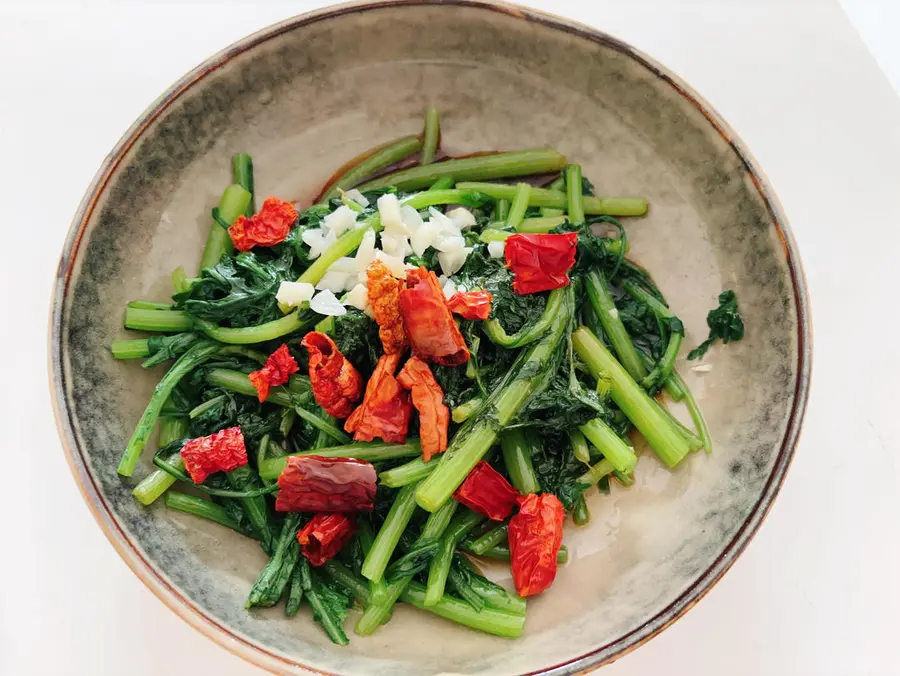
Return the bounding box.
[111,107,743,644]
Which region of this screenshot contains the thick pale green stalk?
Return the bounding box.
[495,198,510,221]
[192,311,314,345]
[117,341,219,476]
[416,288,573,512]
[424,510,484,606]
[357,149,567,192]
[500,429,541,494]
[322,135,423,201]
[165,493,245,533]
[585,270,648,381]
[504,183,531,231]
[518,215,568,233]
[451,398,483,423]
[573,327,691,468]
[231,153,255,217]
[110,339,151,360]
[259,441,422,481]
[482,286,565,349]
[132,416,188,505]
[429,176,455,190]
[361,483,420,582]
[456,182,648,216]
[565,164,585,225]
[124,308,193,333]
[199,184,252,270]
[421,107,440,165]
[578,458,614,486]
[401,582,525,638]
[379,457,436,487]
[579,418,637,474]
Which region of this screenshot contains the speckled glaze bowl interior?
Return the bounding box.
[50,1,810,674]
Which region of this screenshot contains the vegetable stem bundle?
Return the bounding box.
[108,110,740,646]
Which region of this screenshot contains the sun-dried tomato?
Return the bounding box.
[446,290,493,321]
[297,513,358,566]
[508,493,565,597]
[396,357,449,462]
[248,344,299,403]
[228,196,298,251]
[180,426,248,484]
[504,232,578,295]
[275,456,377,512]
[452,461,520,521]
[301,332,363,418]
[400,267,469,366]
[344,353,412,443]
[367,260,407,354]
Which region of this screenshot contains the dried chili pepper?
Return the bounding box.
[399,267,469,366]
[508,493,565,597]
[396,357,449,462]
[367,260,407,354]
[180,426,248,484]
[504,232,578,295]
[301,332,363,418]
[297,513,358,566]
[248,343,300,403]
[446,290,493,321]
[275,456,377,512]
[344,353,412,443]
[228,196,298,251]
[452,460,520,521]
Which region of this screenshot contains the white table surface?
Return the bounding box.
[2,1,899,674]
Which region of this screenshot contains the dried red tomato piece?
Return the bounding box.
[297,513,358,566]
[446,290,493,321]
[396,357,449,462]
[452,461,520,521]
[344,353,412,443]
[248,344,299,403]
[508,493,565,597]
[275,456,377,512]
[400,267,469,366]
[180,427,248,484]
[228,196,298,251]
[301,332,363,419]
[504,233,578,295]
[367,260,408,354]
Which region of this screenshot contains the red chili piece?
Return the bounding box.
[297,513,358,566]
[180,427,248,484]
[396,357,449,462]
[508,493,566,597]
[344,354,412,443]
[447,290,493,321]
[399,267,469,366]
[452,461,520,521]
[504,232,578,295]
[275,456,377,512]
[301,332,364,418]
[228,196,298,251]
[248,344,299,403]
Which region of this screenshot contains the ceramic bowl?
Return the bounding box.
[50,1,810,673]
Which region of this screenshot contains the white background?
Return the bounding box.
[1,1,899,674]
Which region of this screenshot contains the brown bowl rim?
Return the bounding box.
[48,1,812,673]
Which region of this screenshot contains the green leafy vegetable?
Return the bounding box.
[687,290,745,360]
